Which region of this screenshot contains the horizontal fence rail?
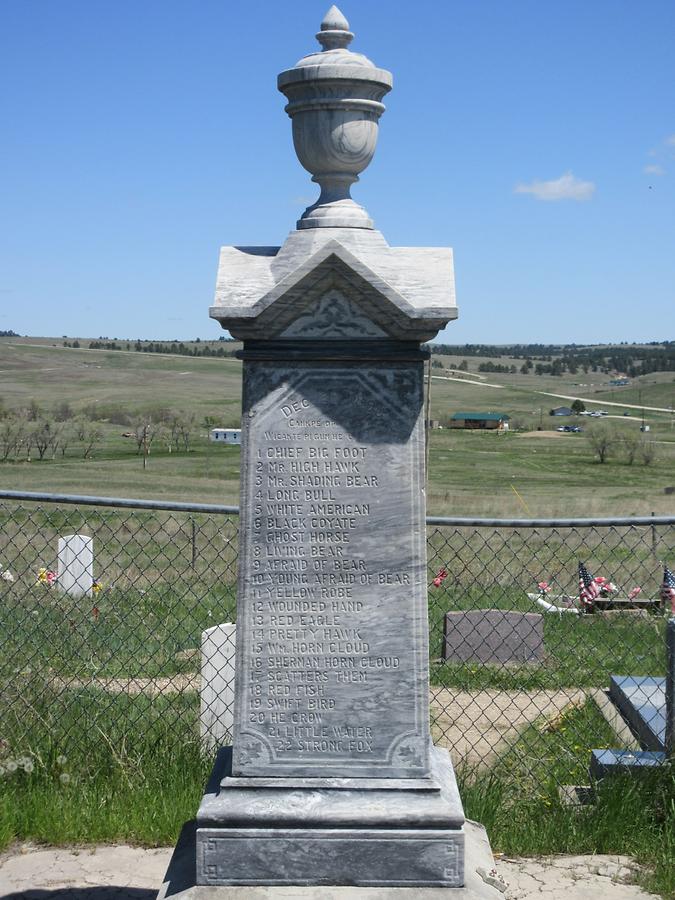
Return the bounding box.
[1,489,673,804]
[2,490,672,526]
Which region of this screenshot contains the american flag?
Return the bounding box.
[661,565,675,615]
[579,561,599,609]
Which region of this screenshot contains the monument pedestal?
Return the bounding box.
[195,747,464,887]
[158,818,504,900]
[159,7,489,895]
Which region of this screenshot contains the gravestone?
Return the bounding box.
[57,534,93,597]
[174,6,471,889]
[200,623,236,749]
[442,610,544,664]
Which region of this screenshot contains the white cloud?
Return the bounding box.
[514,171,595,202]
[644,164,665,176]
[665,134,675,147]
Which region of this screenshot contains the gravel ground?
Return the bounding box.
[0,843,658,899]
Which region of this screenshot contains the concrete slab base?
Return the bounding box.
[157,819,504,899]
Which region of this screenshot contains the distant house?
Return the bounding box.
[209,428,241,445]
[450,412,509,431]
[549,407,573,417]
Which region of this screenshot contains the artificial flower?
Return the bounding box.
[36,568,58,586]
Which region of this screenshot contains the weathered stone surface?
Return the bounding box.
[199,828,463,887]
[442,610,544,664]
[158,820,505,899]
[210,231,457,342]
[183,6,466,889]
[233,357,430,779]
[200,624,236,749]
[57,533,93,597]
[276,6,392,230]
[195,747,465,887]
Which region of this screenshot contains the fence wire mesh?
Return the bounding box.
[0,494,672,797]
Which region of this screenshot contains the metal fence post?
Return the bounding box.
[191,517,198,569]
[666,617,675,758]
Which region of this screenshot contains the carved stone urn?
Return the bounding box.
[277,5,393,230]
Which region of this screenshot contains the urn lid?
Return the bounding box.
[278,5,393,89]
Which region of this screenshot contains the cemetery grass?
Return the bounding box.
[461,699,675,898]
[0,689,209,849]
[1,693,673,900]
[0,578,664,692]
[427,587,666,691]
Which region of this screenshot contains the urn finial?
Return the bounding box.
[277,8,393,230]
[317,6,353,50]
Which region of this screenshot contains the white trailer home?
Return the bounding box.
[209,428,241,445]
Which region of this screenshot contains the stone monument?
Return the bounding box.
[159,7,498,894]
[57,534,93,597]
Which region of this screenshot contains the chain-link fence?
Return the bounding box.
[1,490,673,798]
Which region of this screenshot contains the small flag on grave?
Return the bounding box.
[578,561,600,609]
[661,564,675,614]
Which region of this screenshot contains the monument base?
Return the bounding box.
[183,747,466,888]
[158,819,502,899]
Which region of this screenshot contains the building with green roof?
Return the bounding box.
[449,412,510,431]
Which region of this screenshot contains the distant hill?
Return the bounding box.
[429,341,675,379]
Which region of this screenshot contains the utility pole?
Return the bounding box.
[639,389,645,432]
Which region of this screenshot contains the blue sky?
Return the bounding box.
[2,1,674,344]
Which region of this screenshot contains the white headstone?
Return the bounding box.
[57,534,94,597]
[200,623,236,748]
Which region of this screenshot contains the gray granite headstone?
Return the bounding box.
[178,6,466,890]
[442,610,544,664]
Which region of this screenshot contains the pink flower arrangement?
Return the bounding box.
[537,581,551,594]
[36,568,58,587]
[594,576,618,597]
[432,568,448,588]
[628,586,642,600]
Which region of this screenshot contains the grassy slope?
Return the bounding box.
[1,339,674,515]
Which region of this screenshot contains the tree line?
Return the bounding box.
[429,341,675,378]
[0,399,200,463]
[63,338,238,358]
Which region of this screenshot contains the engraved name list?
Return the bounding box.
[233,365,428,777]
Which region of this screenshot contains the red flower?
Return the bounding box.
[432,568,448,588]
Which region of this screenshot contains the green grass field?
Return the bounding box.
[1,686,672,898]
[2,338,674,516]
[1,338,674,895]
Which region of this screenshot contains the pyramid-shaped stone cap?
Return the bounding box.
[210,229,457,343]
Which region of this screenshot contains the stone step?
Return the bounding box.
[608,675,666,751]
[590,748,666,779]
